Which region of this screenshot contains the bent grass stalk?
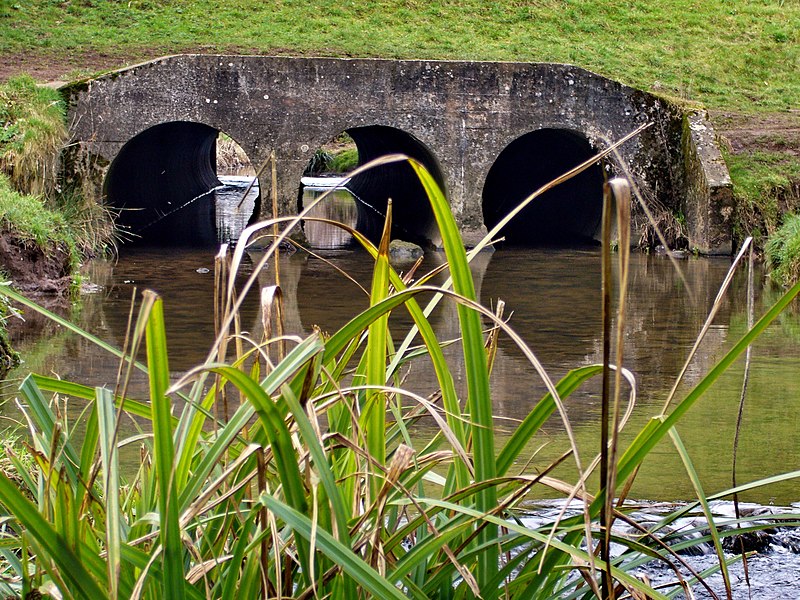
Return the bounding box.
[0,152,799,599]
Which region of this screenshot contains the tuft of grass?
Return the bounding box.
[0,174,76,262]
[766,212,800,287]
[725,149,800,248]
[0,75,66,198]
[329,147,359,173]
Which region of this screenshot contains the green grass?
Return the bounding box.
[0,174,75,258]
[726,149,800,247]
[0,75,114,259]
[766,212,800,287]
[1,0,798,111]
[0,158,798,598]
[0,74,66,198]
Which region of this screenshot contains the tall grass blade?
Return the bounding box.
[0,471,107,599]
[30,374,161,422]
[668,428,732,599]
[259,494,409,600]
[95,387,121,600]
[364,199,392,478]
[732,243,755,582]
[600,178,616,599]
[143,291,186,599]
[409,159,498,584]
[18,375,81,484]
[174,334,324,508]
[202,364,313,586]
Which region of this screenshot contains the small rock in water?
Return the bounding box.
[389,240,424,264]
[196,267,210,274]
[722,529,773,554]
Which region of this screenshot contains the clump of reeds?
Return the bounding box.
[0,138,798,599]
[765,212,800,287]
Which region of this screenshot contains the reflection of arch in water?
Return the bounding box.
[300,188,360,250]
[479,248,603,368]
[104,122,260,247]
[482,128,605,247]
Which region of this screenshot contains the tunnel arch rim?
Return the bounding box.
[480,126,607,246]
[103,120,260,247]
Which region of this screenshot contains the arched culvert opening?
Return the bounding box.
[482,129,605,246]
[301,126,445,249]
[104,122,260,247]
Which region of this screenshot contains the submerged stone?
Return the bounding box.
[388,239,424,264]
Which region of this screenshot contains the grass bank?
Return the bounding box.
[0,75,113,268]
[1,0,797,112]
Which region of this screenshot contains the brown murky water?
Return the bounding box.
[2,182,799,505]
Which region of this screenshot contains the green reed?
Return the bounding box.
[0,148,799,599]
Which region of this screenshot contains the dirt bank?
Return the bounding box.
[0,231,73,295]
[712,110,800,156]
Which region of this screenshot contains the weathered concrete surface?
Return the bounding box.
[681,111,734,255]
[62,54,733,253]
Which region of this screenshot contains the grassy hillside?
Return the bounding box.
[0,0,797,111]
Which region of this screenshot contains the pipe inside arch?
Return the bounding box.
[105,122,259,247]
[482,129,604,246]
[345,126,445,248]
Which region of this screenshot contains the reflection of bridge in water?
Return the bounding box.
[248,248,734,425]
[31,244,734,427]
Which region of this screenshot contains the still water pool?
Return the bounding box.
[2,178,799,505]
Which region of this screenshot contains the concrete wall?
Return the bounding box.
[62,54,732,253]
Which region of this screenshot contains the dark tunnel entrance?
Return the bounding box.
[344,126,445,248]
[482,129,605,246]
[104,122,260,247]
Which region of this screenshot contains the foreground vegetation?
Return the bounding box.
[0,152,799,598]
[1,0,797,112]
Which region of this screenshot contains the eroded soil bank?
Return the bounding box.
[0,231,72,295]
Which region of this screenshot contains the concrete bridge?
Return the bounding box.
[62,54,733,253]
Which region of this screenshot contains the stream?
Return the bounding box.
[2,176,800,597]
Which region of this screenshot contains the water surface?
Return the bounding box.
[3,183,799,505]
